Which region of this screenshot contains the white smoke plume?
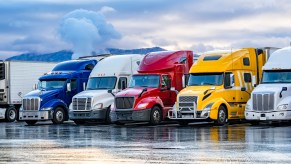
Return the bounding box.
[59,8,121,59]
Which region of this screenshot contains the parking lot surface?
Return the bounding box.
[0,121,290,163]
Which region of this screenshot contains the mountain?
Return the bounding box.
[7,47,166,62]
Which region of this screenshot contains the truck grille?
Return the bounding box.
[115,97,134,109]
[72,98,92,110]
[178,96,198,111]
[22,98,40,111]
[252,92,275,111]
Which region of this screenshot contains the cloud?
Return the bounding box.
[58,8,122,59]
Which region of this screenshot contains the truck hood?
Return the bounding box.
[252,84,291,94]
[73,90,109,98]
[178,86,218,96]
[116,87,158,98]
[24,89,61,100]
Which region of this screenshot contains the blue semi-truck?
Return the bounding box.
[19,58,98,125]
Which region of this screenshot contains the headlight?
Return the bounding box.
[69,103,72,111]
[137,103,149,109]
[277,104,288,110]
[20,106,23,111]
[245,104,251,111]
[41,107,53,111]
[93,103,103,110]
[203,102,213,111]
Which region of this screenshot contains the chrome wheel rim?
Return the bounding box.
[218,109,226,123]
[9,109,16,120]
[56,111,64,122]
[153,110,160,123]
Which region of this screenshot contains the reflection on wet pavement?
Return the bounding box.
[0,122,290,163]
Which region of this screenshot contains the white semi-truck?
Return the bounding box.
[245,47,291,124]
[69,54,144,125]
[0,60,57,122]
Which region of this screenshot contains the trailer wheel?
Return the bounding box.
[104,107,111,124]
[73,120,86,125]
[5,107,17,122]
[52,107,65,124]
[149,106,162,125]
[25,120,37,125]
[215,106,227,126]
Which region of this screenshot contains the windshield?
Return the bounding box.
[188,73,223,86]
[38,80,66,90]
[87,77,117,90]
[262,70,291,83]
[129,75,160,88]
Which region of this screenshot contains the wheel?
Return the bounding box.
[215,106,227,126]
[73,120,86,125]
[104,107,111,124]
[178,121,189,126]
[25,120,37,125]
[52,107,65,124]
[115,122,125,125]
[250,121,260,126]
[5,107,17,122]
[149,106,162,125]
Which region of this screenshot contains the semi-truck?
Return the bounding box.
[168,48,270,126]
[0,61,57,122]
[110,50,193,125]
[245,47,291,124]
[68,54,144,125]
[19,59,98,125]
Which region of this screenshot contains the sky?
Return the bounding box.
[1,0,291,59]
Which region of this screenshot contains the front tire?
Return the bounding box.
[149,106,162,125]
[52,107,65,124]
[104,107,111,124]
[5,107,17,122]
[25,120,37,125]
[215,106,227,126]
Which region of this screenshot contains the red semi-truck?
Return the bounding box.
[110,50,193,125]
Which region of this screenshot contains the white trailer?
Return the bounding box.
[245,47,291,124]
[69,54,144,125]
[0,60,57,122]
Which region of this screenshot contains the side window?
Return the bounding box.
[243,57,250,66]
[71,79,77,90]
[244,73,251,83]
[224,72,234,89]
[118,77,127,90]
[162,75,171,89]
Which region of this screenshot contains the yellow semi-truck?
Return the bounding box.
[168,48,272,125]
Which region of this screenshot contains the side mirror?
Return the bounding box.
[67,83,71,92]
[83,82,86,90]
[230,74,235,87]
[252,75,257,87]
[32,84,38,90]
[182,74,190,88]
[282,87,287,91]
[108,90,115,97]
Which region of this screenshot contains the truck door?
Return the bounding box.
[159,75,172,106]
[65,79,78,105]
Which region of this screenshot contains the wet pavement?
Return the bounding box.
[0,121,291,164]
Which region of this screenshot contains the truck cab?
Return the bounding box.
[245,47,291,124]
[110,51,193,125]
[68,55,144,125]
[168,48,269,126]
[19,59,97,125]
